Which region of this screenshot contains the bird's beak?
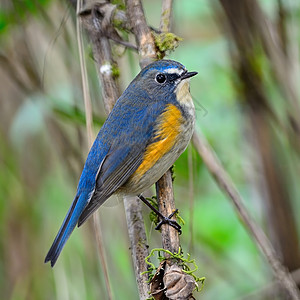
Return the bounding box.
[181,70,198,80]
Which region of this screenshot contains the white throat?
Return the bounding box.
[175,79,194,109]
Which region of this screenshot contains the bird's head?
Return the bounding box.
[131,60,197,104]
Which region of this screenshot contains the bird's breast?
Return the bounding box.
[123,88,195,195]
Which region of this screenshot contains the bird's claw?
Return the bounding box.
[155,209,182,235]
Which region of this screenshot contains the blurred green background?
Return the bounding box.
[1,0,300,299]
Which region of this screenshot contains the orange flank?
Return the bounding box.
[134,104,183,179]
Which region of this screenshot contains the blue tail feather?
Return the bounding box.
[44,193,88,267]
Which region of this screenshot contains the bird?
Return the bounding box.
[45,59,197,267]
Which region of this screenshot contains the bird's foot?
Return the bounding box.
[138,195,182,234]
[155,209,182,235]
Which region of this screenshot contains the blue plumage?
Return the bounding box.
[45,60,197,266]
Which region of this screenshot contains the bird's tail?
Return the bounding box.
[44,194,87,267]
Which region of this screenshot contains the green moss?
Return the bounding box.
[112,16,130,33]
[154,32,183,59]
[111,63,120,78]
[142,247,205,292]
[112,17,123,30]
[111,0,126,10]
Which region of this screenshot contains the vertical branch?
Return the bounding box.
[125,0,156,68]
[85,6,120,111]
[155,0,181,259]
[123,195,150,300]
[155,171,179,255]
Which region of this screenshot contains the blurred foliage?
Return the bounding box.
[0,0,300,300]
[0,0,52,35]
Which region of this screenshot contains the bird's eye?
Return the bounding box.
[155,73,166,84]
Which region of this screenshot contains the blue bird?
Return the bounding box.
[45,60,197,267]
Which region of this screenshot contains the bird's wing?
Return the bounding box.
[77,143,145,226]
[77,98,166,226]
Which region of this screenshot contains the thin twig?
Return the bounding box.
[76,0,94,144]
[192,130,300,299]
[160,0,173,33]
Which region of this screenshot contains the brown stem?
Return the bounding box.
[123,196,150,300]
[125,0,156,68]
[155,0,180,255]
[155,170,180,255]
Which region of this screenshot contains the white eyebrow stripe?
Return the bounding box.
[164,68,185,75]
